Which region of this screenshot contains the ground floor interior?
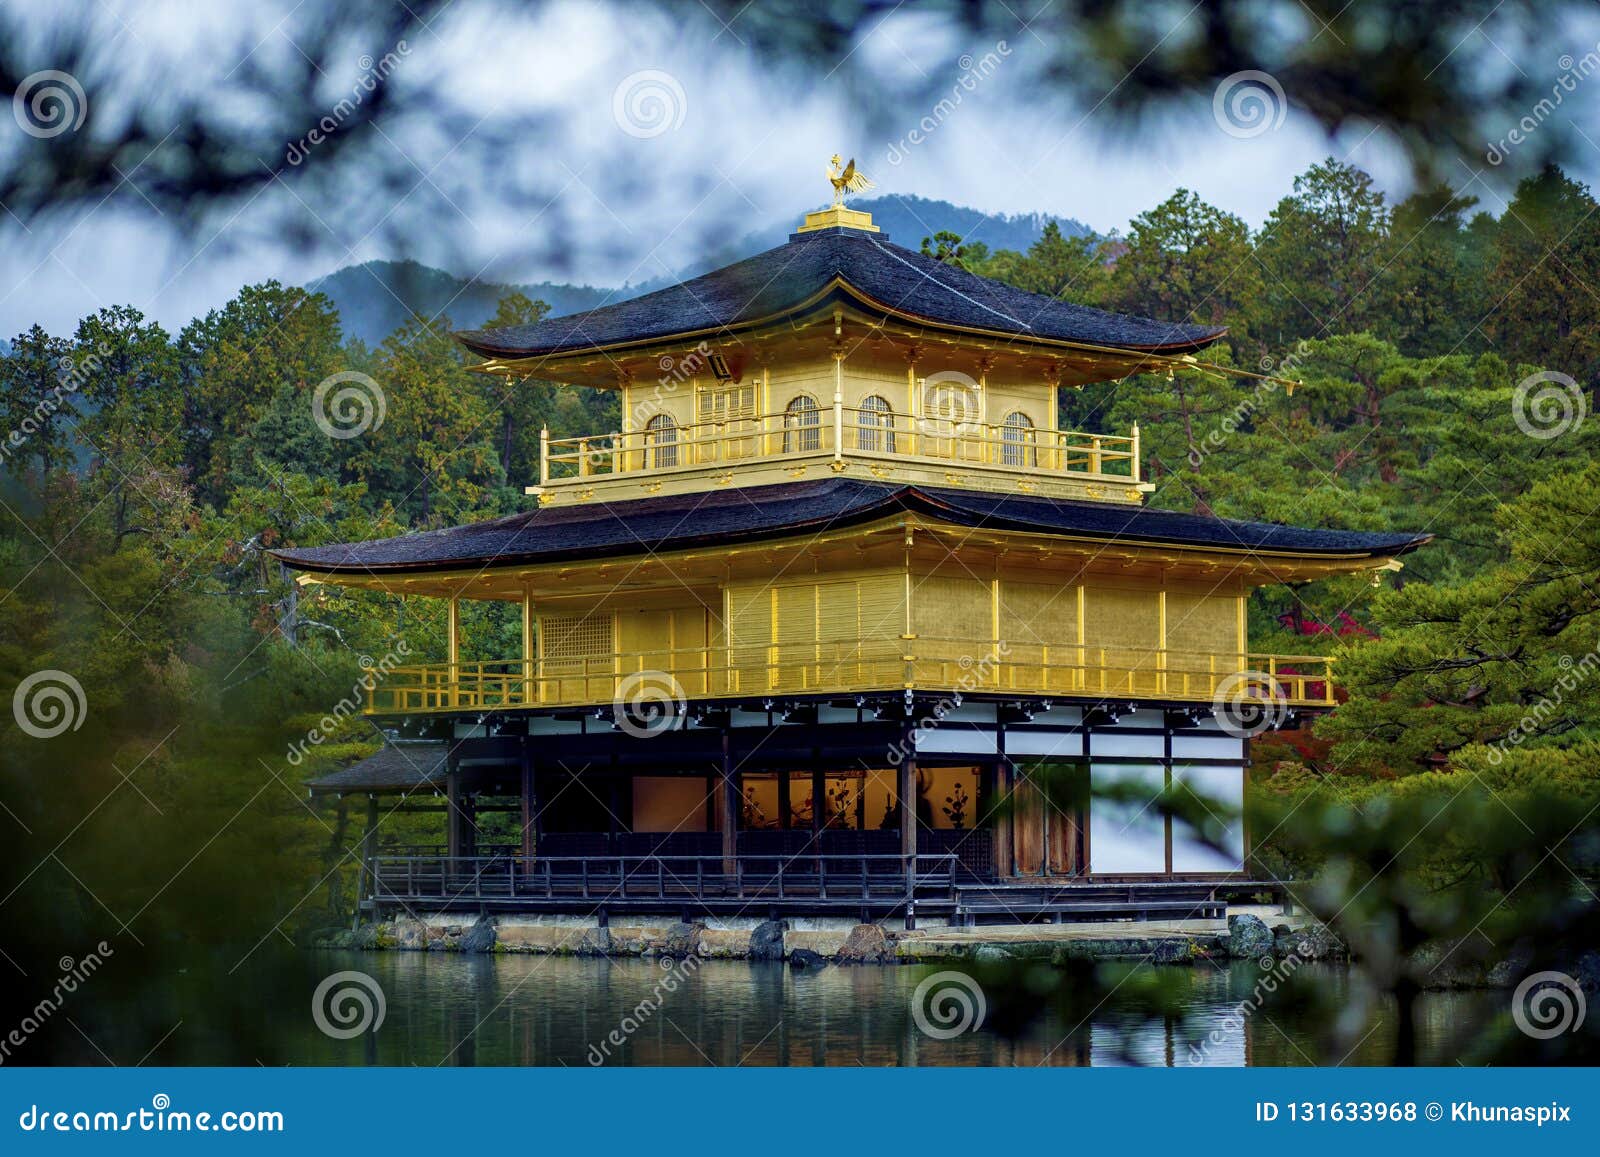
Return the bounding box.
[318,697,1261,924]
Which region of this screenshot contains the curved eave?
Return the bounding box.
[271,489,1432,581]
[455,277,1226,375]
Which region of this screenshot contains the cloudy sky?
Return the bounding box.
[3,0,1597,337]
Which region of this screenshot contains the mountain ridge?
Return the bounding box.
[307,197,1094,346]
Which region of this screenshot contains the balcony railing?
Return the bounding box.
[364,638,1335,714]
[540,407,1139,486]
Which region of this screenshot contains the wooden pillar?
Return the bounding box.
[446,594,461,709]
[359,793,379,909]
[994,760,1013,878]
[720,728,737,876]
[898,725,918,928]
[519,740,535,859]
[446,760,463,860]
[811,764,825,837]
[520,583,535,706]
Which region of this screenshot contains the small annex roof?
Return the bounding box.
[305,740,449,796]
[273,478,1431,576]
[454,225,1224,364]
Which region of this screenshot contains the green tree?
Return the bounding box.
[1107,190,1260,343]
[1254,159,1390,347]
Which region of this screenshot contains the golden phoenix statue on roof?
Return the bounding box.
[827,154,875,207]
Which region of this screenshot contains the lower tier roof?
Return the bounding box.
[273,479,1431,576]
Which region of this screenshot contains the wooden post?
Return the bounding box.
[778,768,792,830]
[811,765,825,837]
[720,728,737,876]
[446,594,460,709]
[446,762,463,861]
[539,425,550,486]
[899,733,918,929]
[520,740,535,859]
[360,794,379,916]
[521,583,535,706]
[1130,421,1142,483]
[994,760,1013,877]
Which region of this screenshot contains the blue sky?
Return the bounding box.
[3,0,1597,337]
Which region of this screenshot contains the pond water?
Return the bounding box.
[266,952,1500,1067]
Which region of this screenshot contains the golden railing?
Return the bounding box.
[540,408,1139,484]
[365,639,1335,714]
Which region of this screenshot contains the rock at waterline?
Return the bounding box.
[460,916,496,954]
[789,948,828,970]
[1227,914,1274,959]
[748,920,786,962]
[836,924,892,964]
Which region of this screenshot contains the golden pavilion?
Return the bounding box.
[278,190,1428,926]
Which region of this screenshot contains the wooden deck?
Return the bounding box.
[366,851,1242,924]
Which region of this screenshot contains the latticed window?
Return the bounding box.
[643,414,678,468]
[538,613,616,670]
[1001,411,1036,467]
[694,383,757,423]
[857,394,896,453]
[783,394,821,453]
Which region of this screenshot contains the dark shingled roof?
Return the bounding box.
[456,226,1224,359]
[273,479,1431,575]
[306,742,448,795]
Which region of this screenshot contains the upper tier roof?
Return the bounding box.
[273,479,1431,576]
[455,225,1225,362]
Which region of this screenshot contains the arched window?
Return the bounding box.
[1000,411,1035,467]
[857,395,896,454]
[783,394,821,453]
[643,414,678,469]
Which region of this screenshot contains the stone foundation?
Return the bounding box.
[308,909,1336,966]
